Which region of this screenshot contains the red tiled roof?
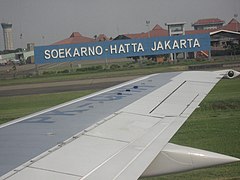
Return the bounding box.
[96,34,109,41]
[53,32,95,45]
[123,20,239,39]
[124,24,168,39]
[149,24,168,37]
[70,32,81,38]
[186,29,213,35]
[52,19,240,45]
[152,24,163,30]
[187,19,240,34]
[221,18,240,32]
[193,18,225,26]
[125,32,148,39]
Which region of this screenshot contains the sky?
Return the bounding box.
[0,0,239,50]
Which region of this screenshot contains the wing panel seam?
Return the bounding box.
[28,166,83,178]
[149,81,186,114]
[180,93,200,116]
[84,134,130,144]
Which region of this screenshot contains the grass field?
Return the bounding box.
[0,63,188,86]
[2,57,239,86]
[0,75,239,179]
[143,77,240,179]
[0,90,97,124]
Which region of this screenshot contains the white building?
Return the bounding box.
[1,23,14,50]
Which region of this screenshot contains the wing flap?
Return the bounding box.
[81,116,175,180]
[85,112,163,142]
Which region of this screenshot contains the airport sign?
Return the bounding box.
[34,33,210,64]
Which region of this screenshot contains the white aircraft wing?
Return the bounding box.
[1,70,239,180]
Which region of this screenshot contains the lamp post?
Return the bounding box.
[146,20,150,38]
[234,14,238,32]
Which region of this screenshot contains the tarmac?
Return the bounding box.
[0,76,140,97]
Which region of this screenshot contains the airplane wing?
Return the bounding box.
[1,70,239,180]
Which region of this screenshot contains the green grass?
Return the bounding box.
[0,90,97,125]
[0,76,239,179]
[1,57,239,86]
[143,78,240,179]
[1,56,240,86]
[0,64,188,86]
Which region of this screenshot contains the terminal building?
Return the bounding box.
[1,18,239,64]
[53,18,240,60]
[192,18,225,30]
[113,18,240,59]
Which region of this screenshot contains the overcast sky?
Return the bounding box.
[0,0,239,50]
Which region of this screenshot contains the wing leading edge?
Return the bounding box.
[2,70,240,180]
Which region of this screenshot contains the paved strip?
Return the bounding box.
[0,81,123,97]
[0,76,140,91]
[0,76,140,97]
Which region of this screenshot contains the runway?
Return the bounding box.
[0,76,140,97]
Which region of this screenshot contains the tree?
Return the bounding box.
[227,41,240,57]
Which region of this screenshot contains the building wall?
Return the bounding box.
[1,23,14,50]
[194,24,223,30]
